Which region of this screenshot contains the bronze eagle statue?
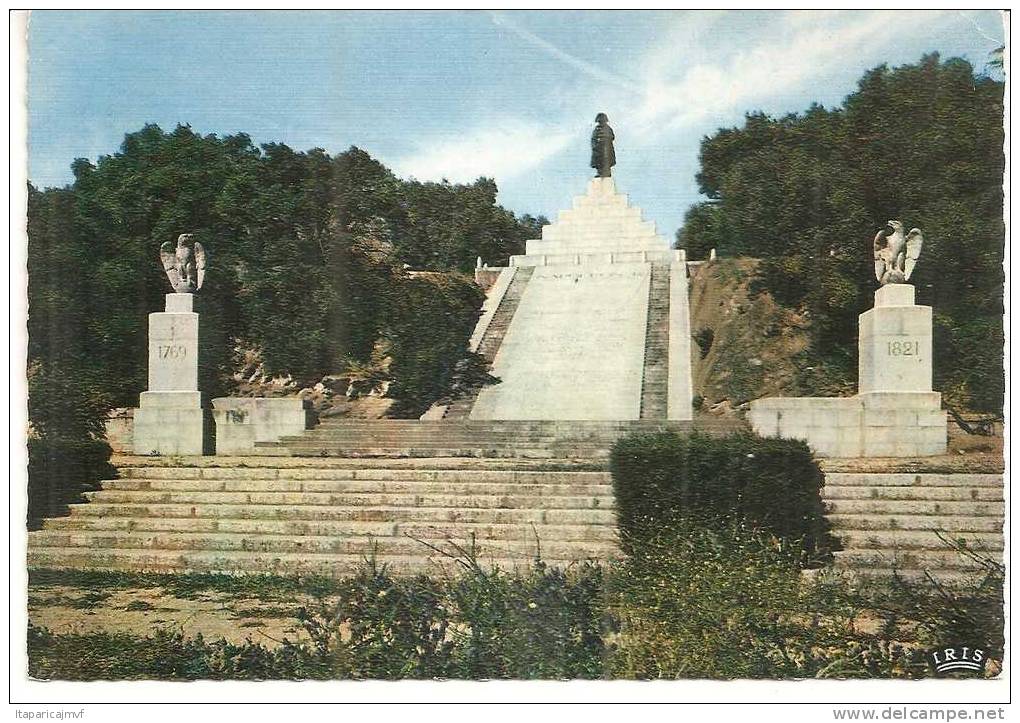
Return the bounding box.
[160,233,207,293]
[873,220,923,285]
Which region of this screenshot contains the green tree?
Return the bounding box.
[27,123,543,475]
[680,55,1004,411]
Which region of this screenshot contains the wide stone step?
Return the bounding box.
[290,424,727,434]
[833,549,1001,572]
[102,478,615,496]
[251,446,616,459]
[542,228,658,242]
[28,530,619,559]
[287,420,726,432]
[526,244,669,258]
[27,548,599,577]
[825,513,1003,532]
[286,428,645,437]
[117,467,610,482]
[823,473,1003,487]
[560,202,639,214]
[832,529,1004,551]
[279,435,624,446]
[309,420,687,429]
[114,456,609,471]
[547,225,658,237]
[270,439,699,451]
[66,503,617,525]
[42,516,619,541]
[823,499,1002,516]
[82,489,615,510]
[822,486,1003,501]
[303,423,735,435]
[832,567,996,587]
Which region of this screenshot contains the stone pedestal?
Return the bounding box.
[133,294,205,455]
[858,284,932,394]
[749,284,947,458]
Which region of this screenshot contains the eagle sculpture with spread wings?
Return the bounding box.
[873,220,923,285]
[160,233,207,293]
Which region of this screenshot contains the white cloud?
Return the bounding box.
[627,10,952,139]
[955,9,1003,45]
[391,11,960,188]
[392,120,576,184]
[390,11,641,185]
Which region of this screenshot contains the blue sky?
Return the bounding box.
[27,10,1004,236]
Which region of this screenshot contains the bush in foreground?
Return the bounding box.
[29,556,609,681]
[28,537,1003,680]
[607,521,925,679]
[610,431,831,561]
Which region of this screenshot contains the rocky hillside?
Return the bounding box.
[688,258,811,413]
[230,346,394,420]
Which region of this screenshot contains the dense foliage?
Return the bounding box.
[609,431,830,560]
[26,128,541,516]
[27,536,1003,680]
[678,55,1005,410]
[28,127,540,402]
[608,523,915,678]
[383,273,486,417]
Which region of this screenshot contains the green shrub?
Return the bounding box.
[607,521,925,679]
[27,361,114,528]
[27,624,323,681]
[29,538,1005,680]
[29,554,608,681]
[295,554,608,679]
[609,431,831,561]
[443,558,606,679]
[297,562,456,679]
[693,327,715,358]
[27,437,114,528]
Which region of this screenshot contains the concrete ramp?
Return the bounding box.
[471,263,650,420]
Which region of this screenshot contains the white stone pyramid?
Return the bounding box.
[512,177,680,267]
[468,175,693,421]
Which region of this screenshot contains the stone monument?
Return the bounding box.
[749,221,947,457]
[591,113,615,178]
[132,234,207,455]
[467,116,693,420]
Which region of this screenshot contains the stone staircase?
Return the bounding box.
[822,472,1004,585]
[639,264,670,420]
[29,452,1002,583]
[444,266,534,420]
[27,457,619,576]
[253,419,744,458]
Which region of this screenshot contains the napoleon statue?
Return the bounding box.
[590,113,616,178]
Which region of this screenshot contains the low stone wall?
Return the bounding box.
[211,398,313,455]
[748,392,946,458]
